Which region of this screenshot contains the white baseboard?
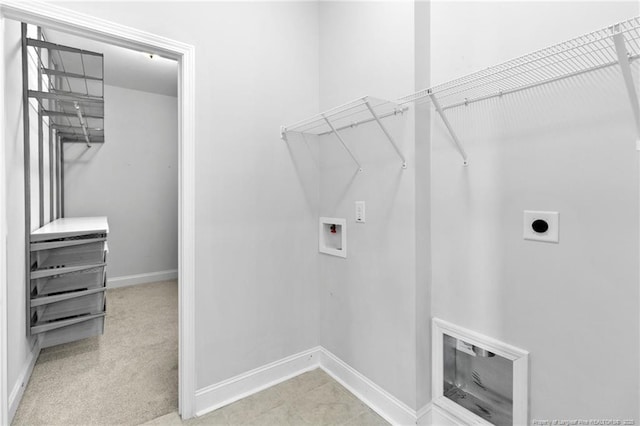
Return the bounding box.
[318,348,418,425]
[8,339,41,423]
[416,403,433,426]
[194,346,429,425]
[107,269,178,289]
[194,346,321,417]
[430,403,467,426]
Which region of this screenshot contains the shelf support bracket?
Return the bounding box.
[322,114,363,172]
[428,90,469,165]
[363,100,407,169]
[612,28,640,150]
[73,101,91,147]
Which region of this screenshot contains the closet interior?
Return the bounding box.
[22,23,108,348]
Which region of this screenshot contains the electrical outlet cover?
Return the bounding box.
[355,201,365,223]
[523,211,559,243]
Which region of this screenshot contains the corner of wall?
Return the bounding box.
[3,16,40,424]
[8,337,40,423]
[414,0,432,410]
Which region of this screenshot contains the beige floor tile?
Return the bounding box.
[341,409,389,426]
[219,387,287,424]
[289,381,369,425]
[186,409,228,425]
[144,372,389,426]
[243,403,308,426]
[143,411,184,425]
[271,369,332,402]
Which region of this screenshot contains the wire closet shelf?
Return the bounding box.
[27,38,105,146]
[281,96,408,171]
[399,16,640,164]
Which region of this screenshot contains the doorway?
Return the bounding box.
[0,2,197,423]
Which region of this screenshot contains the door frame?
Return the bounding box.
[0,1,197,422]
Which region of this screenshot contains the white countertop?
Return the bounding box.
[31,217,109,241]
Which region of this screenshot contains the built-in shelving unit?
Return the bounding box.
[29,217,108,348]
[26,37,105,146]
[21,24,108,349]
[281,96,408,171]
[400,16,640,165]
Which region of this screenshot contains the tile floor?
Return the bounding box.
[144,369,389,426]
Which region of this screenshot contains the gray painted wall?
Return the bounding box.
[431,1,640,420]
[63,84,178,279]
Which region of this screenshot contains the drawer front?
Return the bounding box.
[33,241,106,270]
[30,237,106,251]
[32,266,105,296]
[33,290,105,323]
[39,315,105,349]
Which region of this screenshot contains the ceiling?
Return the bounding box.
[44,28,178,97]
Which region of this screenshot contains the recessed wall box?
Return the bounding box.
[433,318,529,425]
[319,217,346,258]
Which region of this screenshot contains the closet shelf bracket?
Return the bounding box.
[428,90,469,166]
[612,26,640,150]
[73,101,91,147]
[363,100,407,169]
[280,96,407,171]
[322,114,363,172]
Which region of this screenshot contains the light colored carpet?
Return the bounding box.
[13,280,178,426]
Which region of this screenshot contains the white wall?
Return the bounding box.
[64,84,178,279]
[431,1,640,421]
[317,1,425,411]
[54,1,321,389]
